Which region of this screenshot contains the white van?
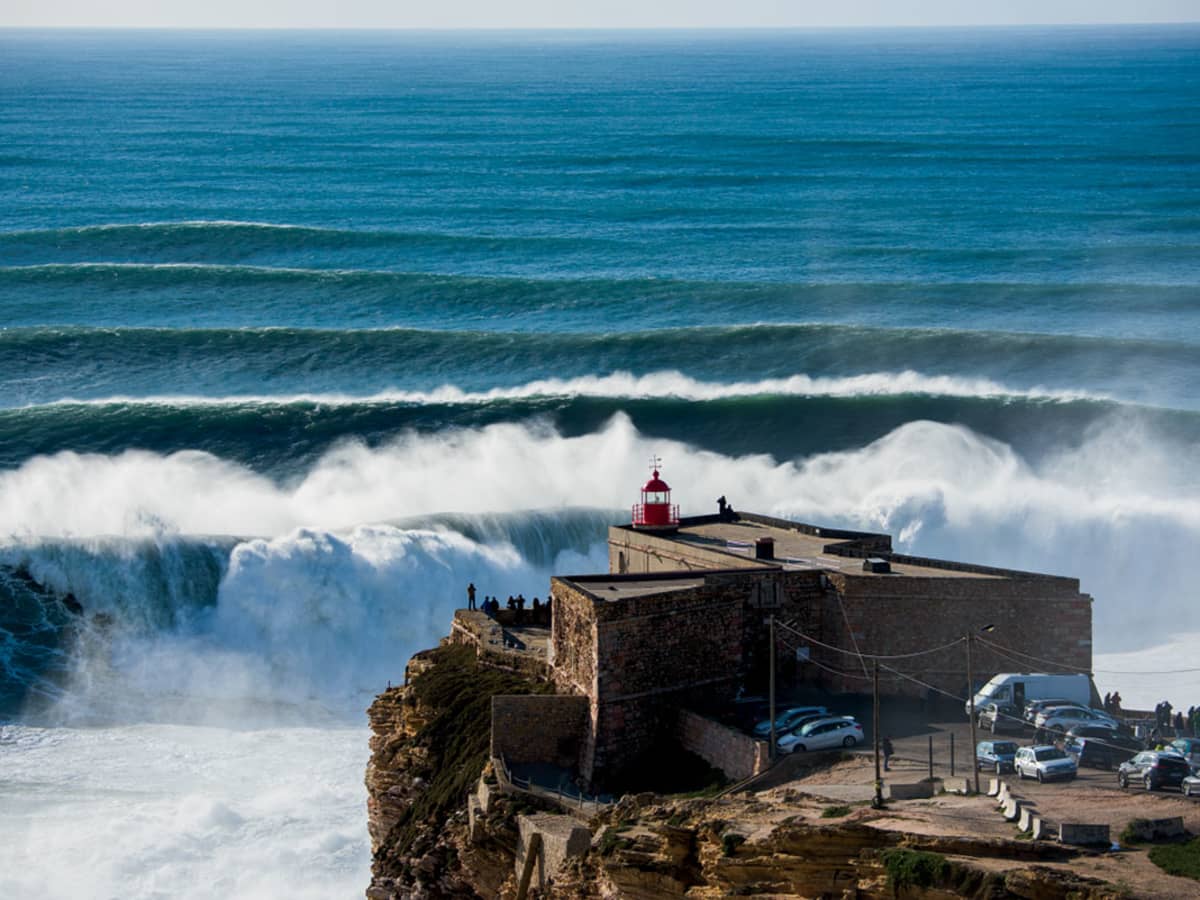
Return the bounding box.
[965,673,1093,716]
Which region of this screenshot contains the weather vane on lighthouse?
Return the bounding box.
[632,455,679,532]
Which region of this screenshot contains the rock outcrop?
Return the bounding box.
[365,645,1126,900]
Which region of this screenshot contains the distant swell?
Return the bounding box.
[2,261,1199,334]
[1,324,1197,411]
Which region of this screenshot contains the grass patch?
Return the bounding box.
[880,848,949,890]
[821,805,852,818]
[599,824,634,856]
[1148,837,1200,881]
[1120,818,1151,845]
[383,645,554,856]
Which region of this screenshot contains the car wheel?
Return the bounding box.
[793,744,806,754]
[1119,772,1129,789]
[1185,783,1193,798]
[842,736,856,748]
[1145,775,1155,792]
[1037,771,1044,784]
[1017,768,1025,780]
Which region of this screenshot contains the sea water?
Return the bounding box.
[1,26,1198,898]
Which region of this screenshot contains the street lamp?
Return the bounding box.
[967,624,996,795]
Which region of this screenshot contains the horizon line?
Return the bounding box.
[3,22,1199,32]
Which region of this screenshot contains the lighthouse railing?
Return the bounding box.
[631,503,680,526]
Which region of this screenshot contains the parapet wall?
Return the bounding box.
[491,694,589,770]
[677,709,770,782]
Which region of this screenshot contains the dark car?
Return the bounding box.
[1118,751,1192,791]
[1024,698,1083,724]
[1064,734,1142,770]
[977,703,1024,734]
[975,740,1019,774]
[1065,724,1123,740]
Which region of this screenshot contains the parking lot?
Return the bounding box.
[744,691,1200,809]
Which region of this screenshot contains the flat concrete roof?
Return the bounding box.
[674,519,1004,580]
[564,576,708,601]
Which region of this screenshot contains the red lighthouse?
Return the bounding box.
[632,456,680,531]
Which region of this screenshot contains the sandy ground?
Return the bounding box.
[758,754,1200,899]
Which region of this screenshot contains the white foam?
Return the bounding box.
[2,411,1197,652]
[0,723,369,900]
[31,367,1101,409]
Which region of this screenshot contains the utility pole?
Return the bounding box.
[873,660,883,808]
[967,631,980,795]
[769,615,776,761]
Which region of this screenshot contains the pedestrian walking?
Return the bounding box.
[882,736,894,772]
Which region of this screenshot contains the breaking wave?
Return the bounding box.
[1,411,1198,721]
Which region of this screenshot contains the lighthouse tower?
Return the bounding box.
[632,456,680,532]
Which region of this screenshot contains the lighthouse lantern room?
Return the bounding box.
[632,456,680,531]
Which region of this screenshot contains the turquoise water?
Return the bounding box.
[1,26,1199,712]
[1,27,1198,900]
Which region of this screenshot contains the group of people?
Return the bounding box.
[1102,691,1123,715]
[1152,699,1200,736]
[465,583,551,622]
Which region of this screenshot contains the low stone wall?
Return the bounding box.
[492,694,589,770]
[678,709,770,782]
[515,814,591,893]
[449,609,550,680]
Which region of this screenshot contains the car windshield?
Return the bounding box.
[993,742,1017,754]
[1035,748,1066,761]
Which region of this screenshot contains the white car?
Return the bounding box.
[776,716,863,753]
[1014,745,1078,782]
[1035,706,1117,734]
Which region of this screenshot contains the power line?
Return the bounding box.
[775,619,966,660]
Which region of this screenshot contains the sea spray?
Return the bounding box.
[2,414,1198,655]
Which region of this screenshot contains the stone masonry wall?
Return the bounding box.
[608,527,766,574]
[677,708,771,782]
[550,574,749,785]
[491,694,589,770]
[815,573,1093,699]
[548,579,601,777]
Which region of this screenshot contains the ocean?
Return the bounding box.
[1,26,1198,898]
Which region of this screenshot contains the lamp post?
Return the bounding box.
[769,615,776,761]
[967,624,996,795]
[872,660,884,808]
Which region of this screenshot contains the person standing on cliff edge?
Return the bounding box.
[467,583,476,611]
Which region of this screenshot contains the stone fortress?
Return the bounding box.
[453,465,1094,790]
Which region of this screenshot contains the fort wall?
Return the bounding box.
[550,573,747,784]
[491,695,589,770]
[819,574,1092,696]
[608,527,767,574]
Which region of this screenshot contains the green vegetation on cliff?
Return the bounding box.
[385,644,553,857]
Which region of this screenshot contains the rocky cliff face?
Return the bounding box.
[365,647,1125,900]
[365,645,556,899]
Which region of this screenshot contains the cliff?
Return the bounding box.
[365,644,1128,900]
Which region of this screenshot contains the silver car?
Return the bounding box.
[1035,706,1117,735]
[1015,745,1077,783]
[776,716,864,754]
